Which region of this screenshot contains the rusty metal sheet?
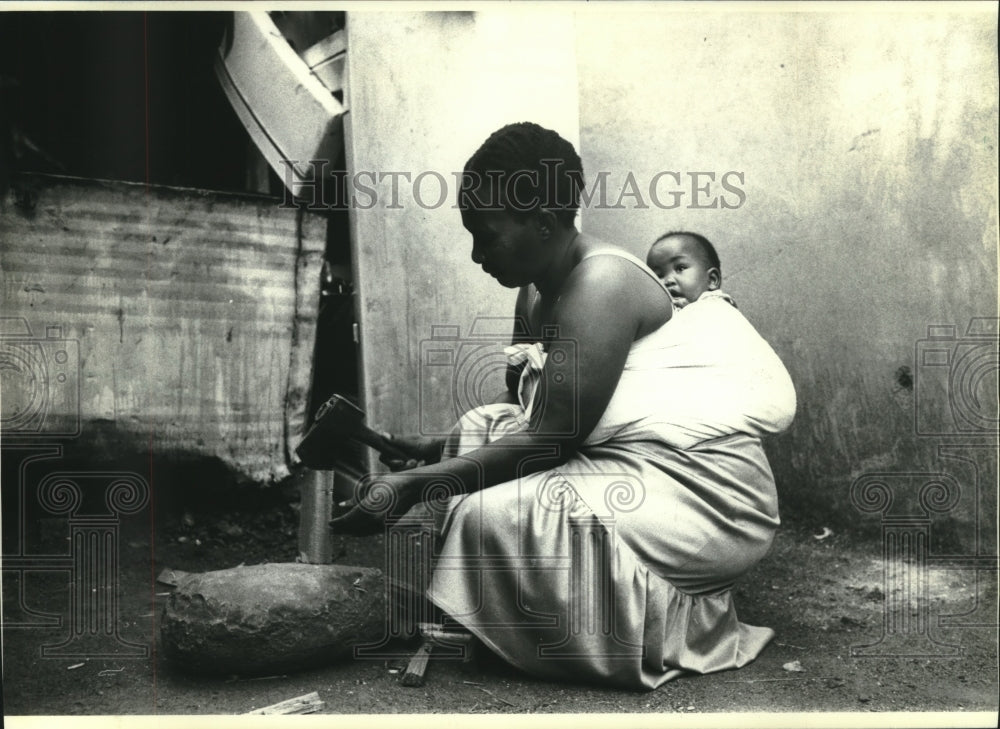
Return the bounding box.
[1,175,325,483]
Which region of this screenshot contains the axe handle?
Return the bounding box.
[351,424,418,461]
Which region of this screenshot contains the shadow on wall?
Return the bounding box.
[1,422,305,556]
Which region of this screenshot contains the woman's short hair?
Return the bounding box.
[460,122,583,227]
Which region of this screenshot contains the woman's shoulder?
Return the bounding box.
[577,239,643,265]
[565,237,672,335]
[574,239,665,288]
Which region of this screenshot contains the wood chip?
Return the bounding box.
[400,641,433,687]
[156,568,191,587]
[243,691,324,715]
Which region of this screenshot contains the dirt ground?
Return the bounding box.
[2,469,997,722]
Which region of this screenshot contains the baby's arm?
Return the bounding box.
[492,285,534,405]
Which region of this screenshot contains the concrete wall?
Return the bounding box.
[343,11,580,460]
[575,6,998,540]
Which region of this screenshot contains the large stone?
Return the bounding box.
[160,563,386,675]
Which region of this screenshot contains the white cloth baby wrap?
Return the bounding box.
[448,288,795,455]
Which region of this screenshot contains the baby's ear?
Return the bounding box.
[707,268,722,291]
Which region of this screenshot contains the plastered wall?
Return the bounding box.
[575,6,998,542]
[343,11,580,465]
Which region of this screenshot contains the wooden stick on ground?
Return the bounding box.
[475,686,517,708]
[400,640,434,687]
[244,691,325,714]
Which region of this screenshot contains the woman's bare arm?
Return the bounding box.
[331,255,669,532]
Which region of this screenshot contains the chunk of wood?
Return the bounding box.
[400,640,433,687]
[160,563,385,675]
[244,691,324,715]
[156,567,191,587]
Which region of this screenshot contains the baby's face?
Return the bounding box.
[646,236,718,307]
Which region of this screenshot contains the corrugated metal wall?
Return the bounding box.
[1,176,326,483]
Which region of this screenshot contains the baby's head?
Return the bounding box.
[646,231,721,308]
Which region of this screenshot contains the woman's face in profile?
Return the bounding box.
[461,206,544,289]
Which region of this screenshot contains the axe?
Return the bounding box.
[295,394,417,469]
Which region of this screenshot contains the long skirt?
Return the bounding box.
[419,432,781,690]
